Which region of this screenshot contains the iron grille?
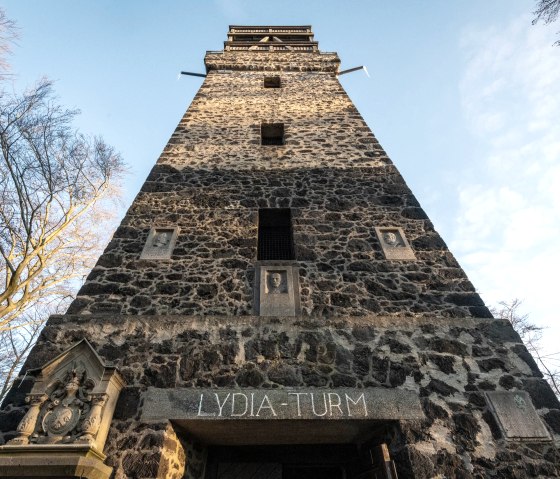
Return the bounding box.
[258,209,294,260]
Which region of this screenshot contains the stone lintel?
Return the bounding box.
[0,444,111,479]
[141,388,423,446]
[141,387,424,422]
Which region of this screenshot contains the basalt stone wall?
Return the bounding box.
[157,70,389,171]
[67,164,488,318]
[1,314,558,478]
[3,43,557,479]
[66,68,490,320]
[66,60,491,318]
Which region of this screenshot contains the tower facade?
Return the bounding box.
[1,26,558,479]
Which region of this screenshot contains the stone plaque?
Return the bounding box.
[142,387,424,422]
[375,227,416,261]
[485,392,551,441]
[140,226,179,260]
[256,264,299,316]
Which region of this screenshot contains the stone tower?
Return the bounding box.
[1,26,559,479]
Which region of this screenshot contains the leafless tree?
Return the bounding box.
[0,8,124,403]
[533,0,560,45]
[0,306,49,401]
[0,79,125,333]
[0,8,17,78]
[492,299,560,397]
[0,81,125,399]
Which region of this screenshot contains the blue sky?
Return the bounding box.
[3,1,559,358]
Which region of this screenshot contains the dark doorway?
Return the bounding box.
[204,443,398,479]
[283,465,344,479]
[206,444,354,479]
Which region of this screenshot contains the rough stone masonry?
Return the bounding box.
[0,26,558,479]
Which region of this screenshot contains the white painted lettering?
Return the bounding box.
[197,393,204,416]
[328,393,343,416]
[288,392,309,417]
[231,393,248,417]
[197,394,216,417]
[310,393,328,417]
[256,394,277,417]
[215,393,230,417]
[196,390,369,419]
[345,393,367,417]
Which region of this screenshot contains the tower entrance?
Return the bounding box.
[204,443,397,479]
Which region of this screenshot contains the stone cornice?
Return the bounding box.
[47,313,503,332]
[204,51,340,73]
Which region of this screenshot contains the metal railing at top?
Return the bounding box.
[230,28,312,34]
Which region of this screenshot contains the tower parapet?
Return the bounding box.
[225,25,317,51]
[206,25,339,72]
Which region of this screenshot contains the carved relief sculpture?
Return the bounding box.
[485,391,551,441]
[140,226,179,260]
[267,271,287,294]
[152,230,171,248]
[257,265,300,316]
[382,231,404,248]
[79,393,108,444]
[375,226,416,261]
[8,365,107,446]
[9,393,48,445]
[0,339,125,479]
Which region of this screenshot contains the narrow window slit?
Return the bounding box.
[258,208,294,260]
[264,76,281,88]
[261,123,284,146]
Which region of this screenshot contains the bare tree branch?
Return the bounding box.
[0,79,125,332]
[492,299,560,397]
[533,0,560,24]
[0,308,44,402]
[0,8,18,79]
[0,11,125,401]
[0,9,127,400]
[533,0,560,45]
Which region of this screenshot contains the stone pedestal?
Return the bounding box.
[0,444,112,479]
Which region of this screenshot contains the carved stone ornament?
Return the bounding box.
[140,225,179,260]
[0,339,125,479]
[374,226,416,261]
[266,270,288,294]
[256,264,300,316]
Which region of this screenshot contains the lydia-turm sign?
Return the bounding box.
[141,388,423,421]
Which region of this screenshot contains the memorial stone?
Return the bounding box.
[485,391,551,441]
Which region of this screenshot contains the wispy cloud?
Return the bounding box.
[453,14,560,354]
